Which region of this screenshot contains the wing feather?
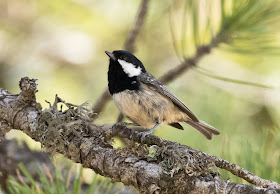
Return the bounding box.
[138,73,199,122]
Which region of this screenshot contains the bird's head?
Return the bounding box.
[105,50,146,77]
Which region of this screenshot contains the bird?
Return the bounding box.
[105,50,220,141]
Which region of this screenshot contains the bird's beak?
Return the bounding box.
[105,51,116,61]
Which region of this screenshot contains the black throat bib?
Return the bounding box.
[108,60,140,95]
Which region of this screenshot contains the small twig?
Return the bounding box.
[124,0,150,53]
[17,77,38,103]
[16,169,25,184]
[159,42,217,84]
[195,68,274,89]
[43,163,53,184]
[91,89,111,118]
[215,158,280,189]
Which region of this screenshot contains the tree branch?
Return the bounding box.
[105,124,280,189]
[158,41,218,84]
[91,89,111,119]
[124,0,149,53]
[0,77,279,193]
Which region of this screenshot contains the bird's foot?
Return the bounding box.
[140,130,153,143]
[140,123,159,143]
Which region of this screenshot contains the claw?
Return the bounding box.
[140,123,160,143]
[141,132,147,143]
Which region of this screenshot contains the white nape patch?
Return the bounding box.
[118,59,142,77]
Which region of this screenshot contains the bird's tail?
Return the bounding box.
[184,120,220,140]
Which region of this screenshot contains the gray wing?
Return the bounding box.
[138,73,199,122]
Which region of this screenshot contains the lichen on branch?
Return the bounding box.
[0,77,279,193]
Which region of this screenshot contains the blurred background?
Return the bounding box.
[0,0,280,192]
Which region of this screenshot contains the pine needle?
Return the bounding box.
[195,68,274,89]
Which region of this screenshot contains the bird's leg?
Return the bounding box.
[140,123,160,143]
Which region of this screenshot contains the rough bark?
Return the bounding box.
[0,77,279,194]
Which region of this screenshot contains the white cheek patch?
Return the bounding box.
[118,59,142,77]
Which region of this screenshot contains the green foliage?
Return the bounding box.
[72,167,82,194]
[168,0,279,92]
[6,164,119,194]
[170,0,280,58]
[220,0,280,55]
[219,130,280,183]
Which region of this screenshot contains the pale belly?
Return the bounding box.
[112,87,186,129]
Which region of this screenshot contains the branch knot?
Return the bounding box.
[18,77,38,103]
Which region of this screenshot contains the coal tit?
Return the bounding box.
[105,50,220,141]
